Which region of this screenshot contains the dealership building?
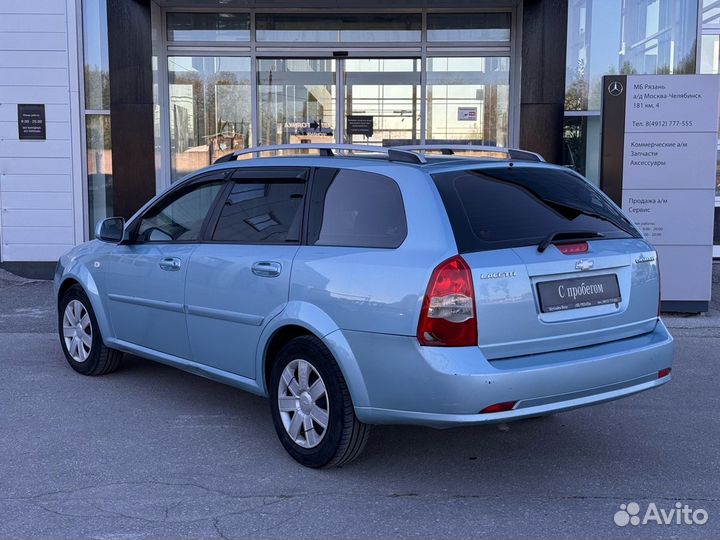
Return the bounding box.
[0,0,718,276]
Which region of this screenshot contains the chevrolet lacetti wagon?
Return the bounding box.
[54,144,674,468]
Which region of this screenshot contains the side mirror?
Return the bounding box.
[95,217,125,243]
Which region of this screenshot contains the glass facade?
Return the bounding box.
[564,0,699,184]
[426,56,510,146]
[701,33,719,73]
[427,12,511,42]
[344,58,421,145]
[85,116,113,233]
[82,0,110,110]
[700,0,720,256]
[254,13,422,43]
[168,56,252,180]
[159,9,513,178]
[258,59,337,146]
[82,0,112,237]
[167,12,250,42]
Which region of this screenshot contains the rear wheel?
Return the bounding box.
[58,285,122,376]
[269,336,370,468]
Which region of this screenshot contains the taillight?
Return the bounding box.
[417,255,477,347]
[557,242,588,255]
[658,368,672,378]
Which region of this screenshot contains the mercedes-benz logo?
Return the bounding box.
[608,81,624,97]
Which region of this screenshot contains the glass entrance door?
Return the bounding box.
[258,57,421,147]
[258,58,336,146]
[256,55,510,147]
[343,58,421,146]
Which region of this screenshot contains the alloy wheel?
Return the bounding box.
[277,359,330,448]
[62,300,92,363]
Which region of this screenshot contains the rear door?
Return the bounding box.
[432,165,660,359]
[184,167,308,379]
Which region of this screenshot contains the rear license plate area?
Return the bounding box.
[537,274,621,313]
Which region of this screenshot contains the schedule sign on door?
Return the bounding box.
[601,75,720,312]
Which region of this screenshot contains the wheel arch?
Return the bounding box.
[57,269,113,343]
[57,277,80,302]
[262,324,315,394]
[256,303,370,408]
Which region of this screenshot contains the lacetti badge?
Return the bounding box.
[575,259,594,271]
[635,254,656,264]
[480,271,517,279]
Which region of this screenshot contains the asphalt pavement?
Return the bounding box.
[0,267,719,539]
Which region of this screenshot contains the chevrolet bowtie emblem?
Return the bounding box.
[575,259,594,271]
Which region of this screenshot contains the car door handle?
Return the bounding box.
[252,261,282,278]
[159,257,182,271]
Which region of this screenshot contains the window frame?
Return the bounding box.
[126,170,233,245]
[306,167,409,250]
[203,166,311,245]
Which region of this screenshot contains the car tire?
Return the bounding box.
[269,335,370,468]
[58,284,123,376]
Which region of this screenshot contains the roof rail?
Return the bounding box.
[213,143,427,165]
[392,144,545,162]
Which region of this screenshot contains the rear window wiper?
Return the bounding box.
[542,199,639,237]
[537,231,605,253]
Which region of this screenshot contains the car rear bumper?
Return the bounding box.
[334,320,674,428]
[356,374,670,427]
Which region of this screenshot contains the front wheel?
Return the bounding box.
[269,336,370,468]
[58,285,123,376]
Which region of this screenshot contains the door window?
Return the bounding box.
[308,168,407,248]
[211,169,307,243]
[136,180,225,242]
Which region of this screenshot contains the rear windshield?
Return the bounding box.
[431,166,641,253]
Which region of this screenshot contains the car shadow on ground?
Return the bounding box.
[112,352,672,481]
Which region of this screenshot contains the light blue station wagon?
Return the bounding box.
[54,144,674,468]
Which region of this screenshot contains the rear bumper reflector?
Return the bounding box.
[479,401,518,414]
